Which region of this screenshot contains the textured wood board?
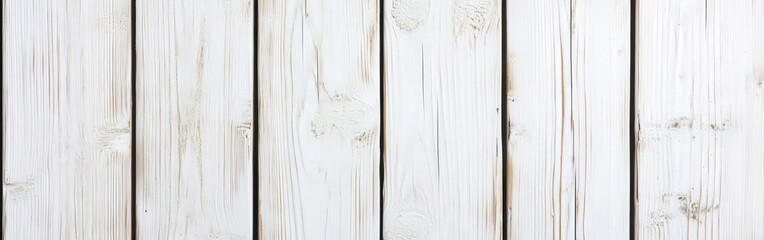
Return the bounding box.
[506,0,630,238]
[571,0,631,238]
[636,0,764,238]
[506,0,574,238]
[135,0,255,238]
[258,0,381,239]
[383,0,503,239]
[2,0,133,238]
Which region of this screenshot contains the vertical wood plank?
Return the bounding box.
[507,0,630,238]
[636,0,764,238]
[505,0,574,238]
[135,0,255,238]
[383,0,503,239]
[2,0,132,238]
[258,0,380,239]
[571,0,631,238]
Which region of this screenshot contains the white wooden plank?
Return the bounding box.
[258,0,380,239]
[636,0,764,238]
[135,0,255,238]
[571,0,631,238]
[2,0,132,238]
[505,0,574,238]
[383,0,503,239]
[507,1,631,238]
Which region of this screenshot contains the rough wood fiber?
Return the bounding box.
[2,0,132,238]
[506,0,574,238]
[258,0,380,239]
[383,0,502,239]
[571,0,631,238]
[506,0,630,238]
[135,0,255,239]
[636,0,764,238]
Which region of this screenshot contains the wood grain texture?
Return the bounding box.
[506,0,630,238]
[258,0,380,239]
[636,0,764,238]
[383,0,502,239]
[506,0,574,238]
[571,0,631,238]
[2,0,132,238]
[135,0,255,239]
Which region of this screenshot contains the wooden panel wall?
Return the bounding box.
[258,0,381,239]
[636,0,764,239]
[2,0,133,238]
[6,0,764,238]
[506,0,630,238]
[383,0,503,239]
[135,0,255,239]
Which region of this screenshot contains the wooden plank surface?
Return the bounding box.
[506,0,630,238]
[636,0,764,238]
[2,0,133,238]
[383,0,503,239]
[571,0,631,238]
[505,0,574,238]
[258,0,380,239]
[135,0,255,238]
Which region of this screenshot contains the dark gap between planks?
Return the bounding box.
[501,0,509,239]
[630,0,638,238]
[130,0,137,238]
[254,0,260,238]
[379,0,386,238]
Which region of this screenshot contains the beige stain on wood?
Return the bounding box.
[636,0,764,238]
[136,0,254,239]
[2,0,132,238]
[258,0,380,239]
[384,0,503,239]
[506,0,629,238]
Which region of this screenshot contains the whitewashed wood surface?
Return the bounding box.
[135,0,254,239]
[505,0,574,238]
[258,0,380,239]
[571,0,631,238]
[383,0,503,239]
[4,0,764,239]
[2,0,133,239]
[506,0,630,239]
[636,0,764,239]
